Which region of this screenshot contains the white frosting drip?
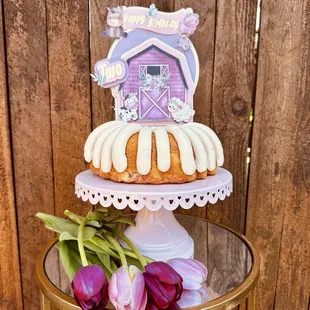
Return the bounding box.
[181,127,208,173]
[84,121,224,176]
[154,127,170,172]
[166,126,196,175]
[186,126,216,170]
[189,122,224,166]
[100,125,125,172]
[137,127,153,175]
[112,123,141,173]
[84,121,124,162]
[92,122,125,168]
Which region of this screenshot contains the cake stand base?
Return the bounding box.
[75,169,233,261]
[124,207,194,261]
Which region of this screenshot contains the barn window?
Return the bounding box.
[147,66,160,75]
[139,65,147,77]
[139,65,169,77]
[160,65,169,77]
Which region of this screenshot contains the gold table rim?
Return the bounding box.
[36,216,260,310]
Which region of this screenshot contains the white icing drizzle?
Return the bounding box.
[154,127,170,172]
[181,127,208,172]
[100,125,125,172]
[137,127,153,175]
[92,122,125,168]
[186,126,216,170]
[84,121,123,162]
[84,121,224,176]
[187,122,224,166]
[112,123,141,173]
[166,126,196,175]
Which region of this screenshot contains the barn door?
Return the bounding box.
[139,86,171,120]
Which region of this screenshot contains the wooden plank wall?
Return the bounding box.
[0,0,309,309]
[246,0,310,309]
[0,0,23,309]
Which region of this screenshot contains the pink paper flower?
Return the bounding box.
[72,265,109,310]
[179,13,199,35]
[167,258,208,290]
[144,262,183,309]
[109,265,147,310]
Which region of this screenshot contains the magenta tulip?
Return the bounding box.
[72,265,109,310]
[167,258,208,290]
[146,301,180,310]
[144,262,183,309]
[109,265,147,310]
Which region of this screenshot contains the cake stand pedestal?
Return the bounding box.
[75,168,232,261]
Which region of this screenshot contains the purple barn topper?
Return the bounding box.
[91,4,200,124]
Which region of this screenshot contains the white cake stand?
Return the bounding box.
[75,168,232,261]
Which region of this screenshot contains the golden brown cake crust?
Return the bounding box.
[90,133,217,184]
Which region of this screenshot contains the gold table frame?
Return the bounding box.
[37,219,260,310]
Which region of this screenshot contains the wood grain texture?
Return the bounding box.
[246,0,310,309]
[207,223,249,300]
[46,0,91,217]
[207,0,258,233]
[2,0,57,308]
[0,1,23,309]
[0,1,309,309]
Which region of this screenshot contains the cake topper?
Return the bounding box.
[92,4,199,124]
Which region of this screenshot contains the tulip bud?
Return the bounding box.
[72,265,109,310]
[144,262,183,309]
[109,265,147,310]
[167,258,208,290]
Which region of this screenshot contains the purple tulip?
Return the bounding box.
[167,258,208,290]
[144,262,183,309]
[109,265,147,310]
[72,265,109,310]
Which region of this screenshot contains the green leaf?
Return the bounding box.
[86,220,102,228]
[66,242,82,265]
[87,237,120,259]
[97,253,111,269]
[83,240,107,254]
[93,253,113,278]
[106,216,136,227]
[64,210,101,228]
[59,241,81,281]
[87,211,108,222]
[36,212,97,240]
[110,259,118,273]
[59,231,77,241]
[64,210,83,224]
[95,207,109,213]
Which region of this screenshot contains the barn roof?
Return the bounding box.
[126,45,188,89]
[119,38,194,92]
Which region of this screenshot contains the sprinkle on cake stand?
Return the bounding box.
[75,168,232,261]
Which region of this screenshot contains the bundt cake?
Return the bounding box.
[84,121,224,184]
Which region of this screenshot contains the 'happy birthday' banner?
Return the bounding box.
[106,6,199,36]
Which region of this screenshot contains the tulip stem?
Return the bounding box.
[104,233,128,271]
[102,224,151,269]
[78,217,88,267]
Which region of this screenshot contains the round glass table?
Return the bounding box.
[37,215,259,310]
